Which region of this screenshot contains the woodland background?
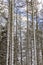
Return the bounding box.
[0,0,43,65]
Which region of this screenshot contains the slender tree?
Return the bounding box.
[6,0,14,65]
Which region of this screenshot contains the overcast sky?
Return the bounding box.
[3,0,8,2]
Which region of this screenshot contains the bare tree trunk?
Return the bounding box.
[0,25,1,41]
[42,31,43,65]
[6,18,10,65]
[19,13,22,65]
[36,10,39,65]
[0,24,1,65]
[33,22,37,65]
[31,0,37,65]
[0,0,2,40]
[6,0,14,65]
[15,8,18,65]
[11,0,15,65]
[26,0,28,65]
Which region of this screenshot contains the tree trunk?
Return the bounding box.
[6,0,14,65]
[31,0,37,65]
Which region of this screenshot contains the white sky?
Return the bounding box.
[4,0,43,2]
[37,0,43,11]
[3,0,8,2]
[38,0,41,3]
[38,0,43,3]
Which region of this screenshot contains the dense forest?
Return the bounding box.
[0,0,43,65]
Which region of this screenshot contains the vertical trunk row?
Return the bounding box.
[36,10,43,65]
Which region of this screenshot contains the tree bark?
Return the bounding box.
[6,0,14,65]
